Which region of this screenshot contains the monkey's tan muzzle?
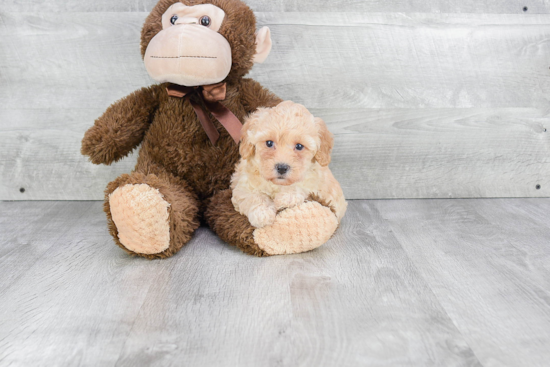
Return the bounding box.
[144,24,232,87]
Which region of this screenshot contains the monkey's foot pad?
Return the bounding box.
[253,201,338,255]
[109,184,171,255]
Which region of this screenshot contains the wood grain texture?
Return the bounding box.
[327,108,550,199]
[375,198,550,367]
[1,10,549,200]
[2,108,548,200]
[2,12,550,110]
[3,0,550,13]
[0,108,138,200]
[253,12,550,109]
[0,200,483,366]
[2,199,550,366]
[0,202,94,295]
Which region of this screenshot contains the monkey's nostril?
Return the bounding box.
[275,163,290,175]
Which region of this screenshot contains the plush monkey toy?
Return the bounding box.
[81,0,339,259]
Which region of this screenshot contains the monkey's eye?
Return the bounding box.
[200,16,211,27]
[170,15,178,25]
[266,140,274,148]
[295,143,304,151]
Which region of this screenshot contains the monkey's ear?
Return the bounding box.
[314,117,334,167]
[253,27,272,64]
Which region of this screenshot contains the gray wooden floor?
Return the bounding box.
[0,199,549,367]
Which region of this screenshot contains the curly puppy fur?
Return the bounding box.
[231,101,347,229]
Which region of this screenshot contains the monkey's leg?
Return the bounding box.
[104,171,200,259]
[205,190,338,256]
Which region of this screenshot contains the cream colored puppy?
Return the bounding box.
[231,101,347,228]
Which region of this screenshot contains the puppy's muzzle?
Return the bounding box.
[275,163,290,176]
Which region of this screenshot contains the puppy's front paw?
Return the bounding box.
[248,205,277,228]
[274,192,306,211]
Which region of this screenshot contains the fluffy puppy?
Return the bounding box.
[231,101,347,228]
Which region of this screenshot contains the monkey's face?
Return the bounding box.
[144,3,232,86]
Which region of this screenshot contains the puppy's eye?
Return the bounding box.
[200,16,211,27]
[266,140,274,148]
[295,143,304,151]
[170,15,178,25]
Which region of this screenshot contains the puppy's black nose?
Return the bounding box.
[275,163,290,175]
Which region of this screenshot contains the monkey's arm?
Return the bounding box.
[81,85,164,165]
[240,78,283,113]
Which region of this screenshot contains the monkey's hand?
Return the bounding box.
[81,85,163,165]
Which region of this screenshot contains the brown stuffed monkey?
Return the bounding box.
[81,0,338,259]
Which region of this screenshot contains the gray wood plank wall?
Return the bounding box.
[1,1,549,200]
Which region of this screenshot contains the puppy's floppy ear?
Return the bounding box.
[314,117,334,167]
[239,112,259,159]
